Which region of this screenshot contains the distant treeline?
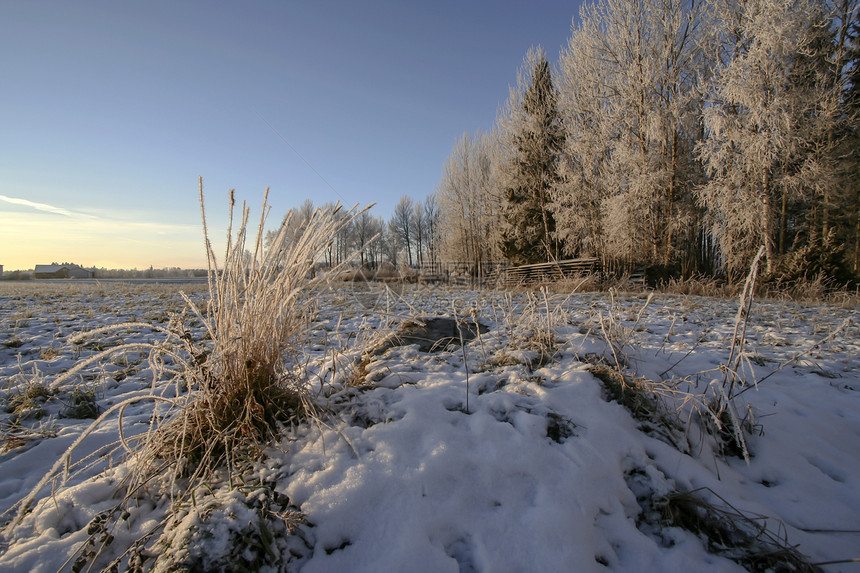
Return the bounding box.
[92,267,210,279]
[94,267,208,279]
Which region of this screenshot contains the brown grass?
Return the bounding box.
[148,184,369,477]
[657,488,824,572]
[4,181,372,570]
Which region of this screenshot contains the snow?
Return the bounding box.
[0,281,858,571]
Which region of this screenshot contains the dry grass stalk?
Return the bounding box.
[657,488,824,572]
[595,289,653,373]
[487,289,570,369]
[451,304,472,413]
[708,245,765,462]
[724,246,765,397]
[153,180,370,478]
[5,181,371,568]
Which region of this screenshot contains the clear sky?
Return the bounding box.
[1,0,581,271]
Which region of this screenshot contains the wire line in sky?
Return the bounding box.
[254,111,348,205]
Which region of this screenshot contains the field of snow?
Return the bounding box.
[0,280,858,572]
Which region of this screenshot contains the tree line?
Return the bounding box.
[266,196,443,271]
[437,0,860,283]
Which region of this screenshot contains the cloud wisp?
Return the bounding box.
[1,193,211,268]
[0,194,81,217]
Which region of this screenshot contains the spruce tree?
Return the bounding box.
[500,49,565,265]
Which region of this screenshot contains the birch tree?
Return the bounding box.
[423,192,441,266]
[557,0,709,271]
[354,209,377,268]
[412,200,426,266]
[697,0,844,274]
[390,195,416,267]
[555,20,614,261]
[264,198,316,261]
[437,130,503,265]
[366,215,387,268]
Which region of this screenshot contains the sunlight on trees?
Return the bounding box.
[497,47,566,265]
[431,0,860,283]
[254,0,858,284]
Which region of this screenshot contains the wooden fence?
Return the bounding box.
[502,258,601,287]
[344,258,604,288]
[412,261,510,287]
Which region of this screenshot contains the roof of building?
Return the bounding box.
[34,264,90,273]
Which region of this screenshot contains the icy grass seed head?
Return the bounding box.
[152,181,371,478]
[5,183,372,542]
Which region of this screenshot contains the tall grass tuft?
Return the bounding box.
[5,181,371,569]
[157,179,369,477]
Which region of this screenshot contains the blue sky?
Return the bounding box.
[1,0,580,270]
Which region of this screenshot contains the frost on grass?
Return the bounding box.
[0,272,859,571]
[0,185,374,571]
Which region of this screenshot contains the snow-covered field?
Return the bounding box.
[0,281,858,572]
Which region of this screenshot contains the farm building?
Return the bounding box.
[33,264,94,279]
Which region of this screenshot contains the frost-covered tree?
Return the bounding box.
[697,0,845,274]
[264,198,316,257]
[423,192,441,266]
[819,0,860,274]
[321,201,340,266]
[354,209,378,268]
[390,195,416,267]
[437,130,503,265]
[366,214,387,268]
[412,200,426,266]
[498,47,565,264]
[380,222,401,266]
[554,23,613,261]
[557,0,710,271]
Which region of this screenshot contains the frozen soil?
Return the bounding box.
[0,281,858,572]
